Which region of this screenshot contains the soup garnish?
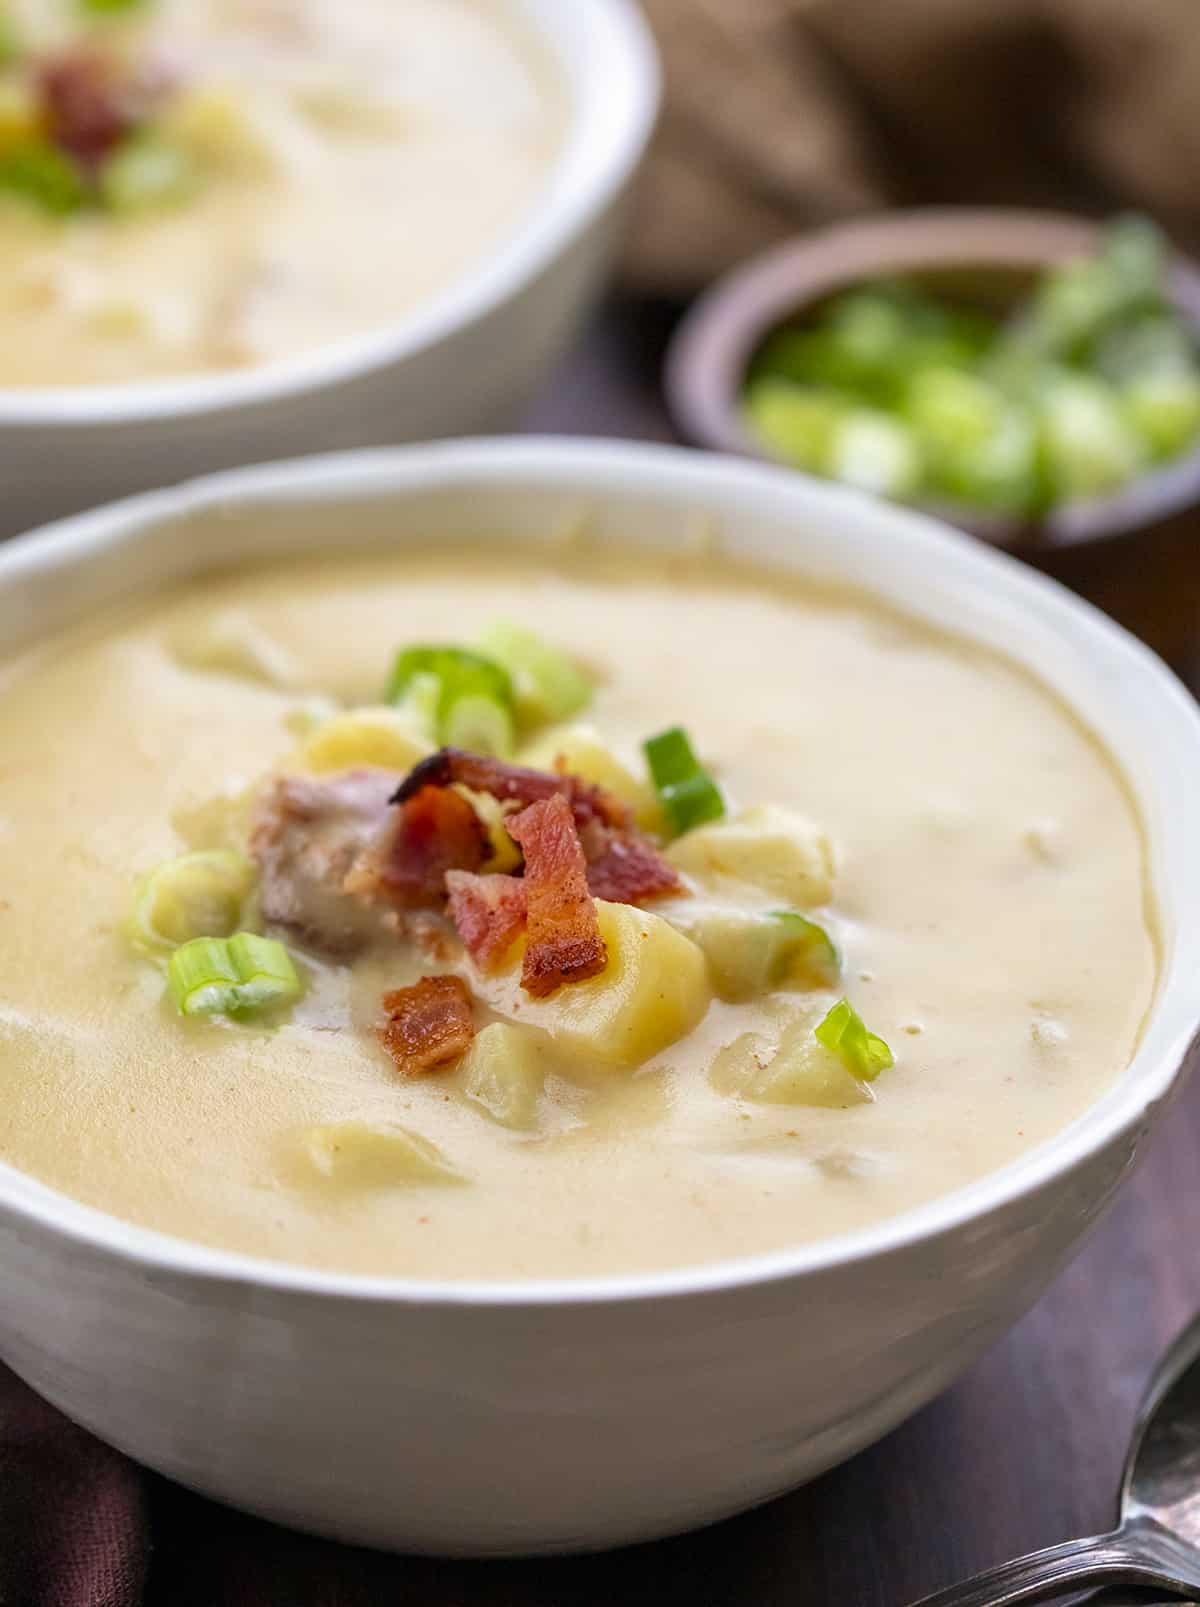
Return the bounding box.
[126,627,893,1125]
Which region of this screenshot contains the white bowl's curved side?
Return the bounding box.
[0,0,660,534]
[0,1120,1152,1555]
[0,440,1198,1553]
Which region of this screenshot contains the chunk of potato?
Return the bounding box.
[292,76,408,136]
[667,805,834,905]
[170,608,300,689]
[160,83,281,177]
[303,1121,465,1188]
[476,900,710,1067]
[708,1031,772,1096]
[710,1014,871,1108]
[521,724,664,833]
[299,706,431,775]
[668,906,839,1000]
[460,1022,548,1128]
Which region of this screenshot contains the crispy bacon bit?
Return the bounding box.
[379,975,475,1077]
[347,784,487,909]
[586,831,683,904]
[392,749,632,834]
[507,795,606,998]
[446,871,527,971]
[38,50,154,167]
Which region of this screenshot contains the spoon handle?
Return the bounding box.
[906,1523,1200,1607]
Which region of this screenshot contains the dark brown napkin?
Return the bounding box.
[624,0,1200,293]
[0,1366,147,1607]
[0,1362,711,1607]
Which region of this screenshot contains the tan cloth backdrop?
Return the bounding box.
[624,0,1200,293]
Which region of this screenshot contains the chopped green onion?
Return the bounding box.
[0,16,23,66]
[0,143,86,215]
[742,379,843,473]
[906,368,1041,515]
[476,622,592,726]
[1038,375,1144,501]
[828,409,922,499]
[387,645,511,709]
[1123,369,1200,460]
[770,911,840,987]
[79,0,150,15]
[442,693,515,755]
[99,133,198,212]
[128,849,255,953]
[643,726,725,836]
[676,906,840,1000]
[168,932,302,1018]
[1093,315,1197,385]
[386,645,514,756]
[1018,216,1166,362]
[738,213,1200,517]
[814,997,893,1083]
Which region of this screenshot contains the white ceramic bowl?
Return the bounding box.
[2,439,1199,1557]
[0,1,659,538]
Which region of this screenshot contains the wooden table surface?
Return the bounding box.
[103,300,1200,1603]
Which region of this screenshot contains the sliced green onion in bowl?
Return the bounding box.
[442,693,515,757]
[476,622,592,725]
[386,645,514,755]
[128,849,255,953]
[387,645,511,710]
[168,932,302,1018]
[395,669,441,739]
[672,906,840,1000]
[99,133,198,213]
[0,143,86,215]
[643,726,725,836]
[1018,215,1166,362]
[770,911,840,987]
[1038,374,1145,501]
[828,408,922,499]
[1122,368,1200,460]
[814,997,893,1082]
[737,213,1200,517]
[79,0,151,15]
[0,15,23,66]
[742,379,843,474]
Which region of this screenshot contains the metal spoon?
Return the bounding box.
[907,1314,1200,1605]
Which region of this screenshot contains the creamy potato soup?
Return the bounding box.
[0,547,1156,1279]
[0,0,564,385]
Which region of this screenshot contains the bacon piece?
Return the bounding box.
[38,49,157,167]
[379,975,475,1077]
[392,749,632,833]
[586,831,683,904]
[347,783,487,909]
[506,795,606,998]
[446,871,527,971]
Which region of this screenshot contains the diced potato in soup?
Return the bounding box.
[0,0,565,385]
[0,544,1157,1280]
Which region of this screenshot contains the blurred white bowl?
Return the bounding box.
[1,439,1198,1556]
[0,1,659,535]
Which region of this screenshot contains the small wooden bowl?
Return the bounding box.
[665,208,1200,553]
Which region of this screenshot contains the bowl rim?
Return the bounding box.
[664,206,1200,551]
[2,435,1199,1309]
[0,0,660,427]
